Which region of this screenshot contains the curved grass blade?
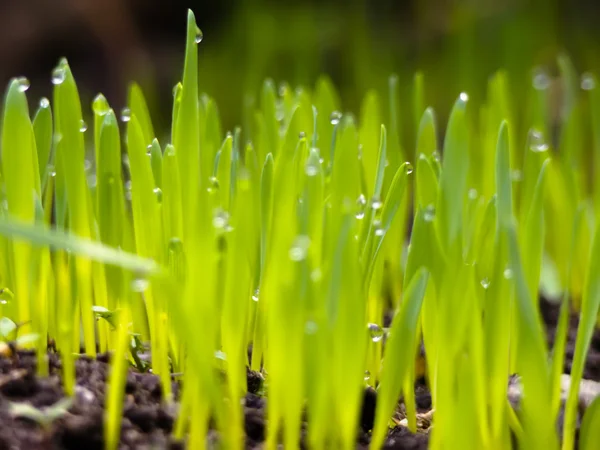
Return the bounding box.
[128,82,155,147]
[33,97,53,191]
[579,395,600,450]
[371,268,429,449]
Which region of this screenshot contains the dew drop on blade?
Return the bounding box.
[330,111,342,125]
[16,77,30,92]
[120,107,131,122]
[368,323,384,343]
[194,27,204,43]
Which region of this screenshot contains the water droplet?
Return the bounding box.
[146,145,153,156]
[124,180,132,191]
[581,72,596,91]
[87,174,97,188]
[364,370,371,381]
[529,129,549,152]
[212,209,230,230]
[503,267,513,279]
[305,162,319,177]
[533,69,551,91]
[330,111,342,125]
[84,160,92,172]
[120,107,131,122]
[79,120,88,132]
[16,77,30,92]
[39,97,50,109]
[51,66,66,85]
[289,235,311,262]
[278,83,288,97]
[373,219,385,237]
[480,278,490,289]
[424,204,436,222]
[459,92,469,102]
[432,151,441,162]
[305,320,318,335]
[385,159,390,168]
[511,170,523,182]
[355,194,367,219]
[370,196,383,211]
[194,27,204,43]
[468,188,478,200]
[299,131,306,139]
[131,278,150,293]
[251,289,259,302]
[368,323,384,342]
[207,176,220,193]
[214,350,227,361]
[153,187,163,202]
[404,162,414,174]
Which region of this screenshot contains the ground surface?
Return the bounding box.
[0,297,596,449]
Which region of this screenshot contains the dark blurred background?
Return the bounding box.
[1,0,599,134]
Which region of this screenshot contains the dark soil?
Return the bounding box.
[0,296,595,449]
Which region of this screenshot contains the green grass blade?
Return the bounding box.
[562,220,600,450]
[33,97,53,191]
[371,268,429,449]
[579,395,600,450]
[128,82,155,146]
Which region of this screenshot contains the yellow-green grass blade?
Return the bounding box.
[371,268,429,449]
[33,97,53,191]
[358,125,386,251]
[128,82,155,147]
[363,162,411,289]
[482,121,514,440]
[161,144,183,243]
[562,220,600,450]
[416,107,437,159]
[250,152,274,371]
[0,216,157,275]
[550,206,584,416]
[174,10,201,229]
[260,79,279,158]
[579,396,600,450]
[221,170,256,449]
[506,222,558,449]
[587,73,600,216]
[52,59,96,355]
[217,134,233,211]
[436,94,469,256]
[201,96,223,184]
[170,82,182,145]
[314,76,340,168]
[149,139,163,189]
[1,79,38,328]
[412,72,425,160]
[104,306,132,450]
[358,90,382,197]
[415,153,438,211]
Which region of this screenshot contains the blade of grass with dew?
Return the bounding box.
[415,153,438,213]
[482,121,514,441]
[54,251,76,395]
[174,10,201,225]
[217,134,233,211]
[416,107,437,160]
[260,79,279,158]
[263,150,303,450]
[52,59,96,355]
[126,115,171,397]
[128,82,155,146]
[161,144,183,242]
[358,90,382,196]
[1,79,37,332]
[506,222,559,449]
[250,152,274,371]
[221,169,256,449]
[436,93,469,256]
[148,139,163,189]
[201,97,223,184]
[562,219,600,450]
[33,97,53,191]
[314,76,340,169]
[371,268,429,449]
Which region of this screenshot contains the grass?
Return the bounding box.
[0,7,600,450]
